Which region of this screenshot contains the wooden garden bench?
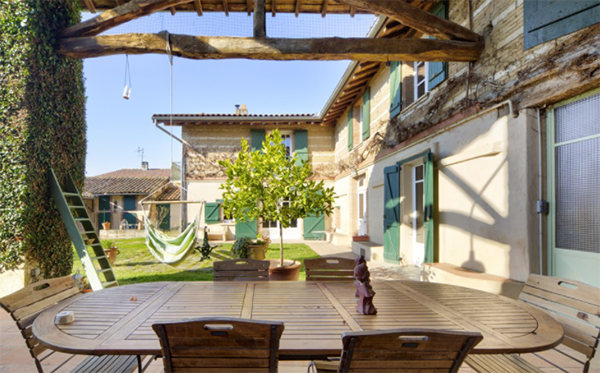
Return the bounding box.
[465,274,600,373]
[152,317,284,373]
[0,275,150,373]
[305,257,355,281]
[309,329,483,373]
[213,258,270,281]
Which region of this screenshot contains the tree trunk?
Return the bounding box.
[279,224,284,267]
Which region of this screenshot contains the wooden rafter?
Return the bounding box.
[193,0,203,15]
[62,0,193,38]
[83,0,97,13]
[271,0,276,17]
[169,6,176,14]
[321,0,328,17]
[222,0,229,16]
[295,0,301,17]
[246,0,252,15]
[58,33,484,61]
[336,0,480,41]
[254,0,266,37]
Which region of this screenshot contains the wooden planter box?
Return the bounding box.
[352,235,370,242]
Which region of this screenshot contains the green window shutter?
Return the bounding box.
[383,165,400,264]
[428,1,448,90]
[99,196,110,211]
[347,107,354,151]
[361,88,371,140]
[235,220,257,239]
[122,212,138,225]
[123,195,136,211]
[524,1,600,50]
[205,202,221,224]
[294,129,308,166]
[424,151,435,263]
[389,61,402,117]
[251,129,266,152]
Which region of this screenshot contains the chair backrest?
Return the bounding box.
[152,317,284,373]
[0,276,80,373]
[213,259,270,281]
[519,274,600,372]
[338,329,483,373]
[305,257,355,281]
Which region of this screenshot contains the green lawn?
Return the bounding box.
[72,238,320,285]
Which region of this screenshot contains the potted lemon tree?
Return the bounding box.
[219,130,335,280]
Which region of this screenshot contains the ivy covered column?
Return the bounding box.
[0,0,86,287]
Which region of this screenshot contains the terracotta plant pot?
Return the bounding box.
[352,235,370,242]
[268,260,301,281]
[102,222,111,230]
[103,247,120,266]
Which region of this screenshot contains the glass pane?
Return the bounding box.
[555,138,600,253]
[415,164,424,181]
[555,93,600,143]
[282,134,292,157]
[416,182,424,244]
[290,219,298,228]
[358,193,365,219]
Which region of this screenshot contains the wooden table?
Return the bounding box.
[33,281,563,359]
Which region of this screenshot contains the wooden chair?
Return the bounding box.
[0,275,148,373]
[309,329,483,373]
[305,257,355,281]
[466,274,600,373]
[152,317,284,373]
[213,258,270,281]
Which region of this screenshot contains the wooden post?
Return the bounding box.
[254,0,266,38]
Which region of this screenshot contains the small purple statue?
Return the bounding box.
[354,255,377,315]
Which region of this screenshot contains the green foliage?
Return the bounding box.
[102,240,116,250]
[0,0,86,278]
[219,130,335,265]
[231,237,252,259]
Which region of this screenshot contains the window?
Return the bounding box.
[357,176,367,236]
[280,132,293,158]
[414,61,427,101]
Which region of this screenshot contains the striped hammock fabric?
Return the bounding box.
[145,217,197,265]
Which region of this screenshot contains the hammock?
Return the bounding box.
[144,216,198,265]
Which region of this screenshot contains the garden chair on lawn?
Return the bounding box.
[152,317,284,373]
[308,329,483,373]
[304,257,355,281]
[0,275,150,373]
[213,258,270,281]
[465,274,600,373]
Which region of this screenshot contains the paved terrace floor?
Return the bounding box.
[1,241,597,372]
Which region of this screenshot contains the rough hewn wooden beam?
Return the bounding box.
[169,6,176,14]
[84,0,97,13]
[58,33,484,61]
[62,0,193,38]
[222,0,229,16]
[194,0,203,15]
[321,0,328,17]
[246,0,252,15]
[271,0,276,17]
[295,0,301,17]
[336,0,480,42]
[254,0,266,37]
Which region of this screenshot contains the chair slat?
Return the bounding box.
[153,317,284,373]
[332,329,482,373]
[0,276,75,312]
[13,287,80,321]
[213,259,270,282]
[525,274,600,305]
[305,257,355,282]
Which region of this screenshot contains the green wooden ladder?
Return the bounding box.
[49,168,118,291]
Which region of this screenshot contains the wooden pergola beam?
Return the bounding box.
[295,0,301,17]
[254,0,266,37]
[222,0,229,16]
[62,0,193,38]
[321,0,328,17]
[193,0,203,15]
[83,0,97,13]
[336,0,480,42]
[58,33,484,62]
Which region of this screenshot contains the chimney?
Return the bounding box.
[141,161,149,171]
[240,104,248,115]
[234,104,240,115]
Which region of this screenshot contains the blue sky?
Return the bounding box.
[83,12,376,176]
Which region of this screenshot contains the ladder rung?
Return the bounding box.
[63,192,81,197]
[102,281,118,288]
[74,217,91,221]
[68,205,86,209]
[89,255,108,261]
[96,268,113,274]
[80,231,97,235]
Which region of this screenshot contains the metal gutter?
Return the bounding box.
[152,115,321,124]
